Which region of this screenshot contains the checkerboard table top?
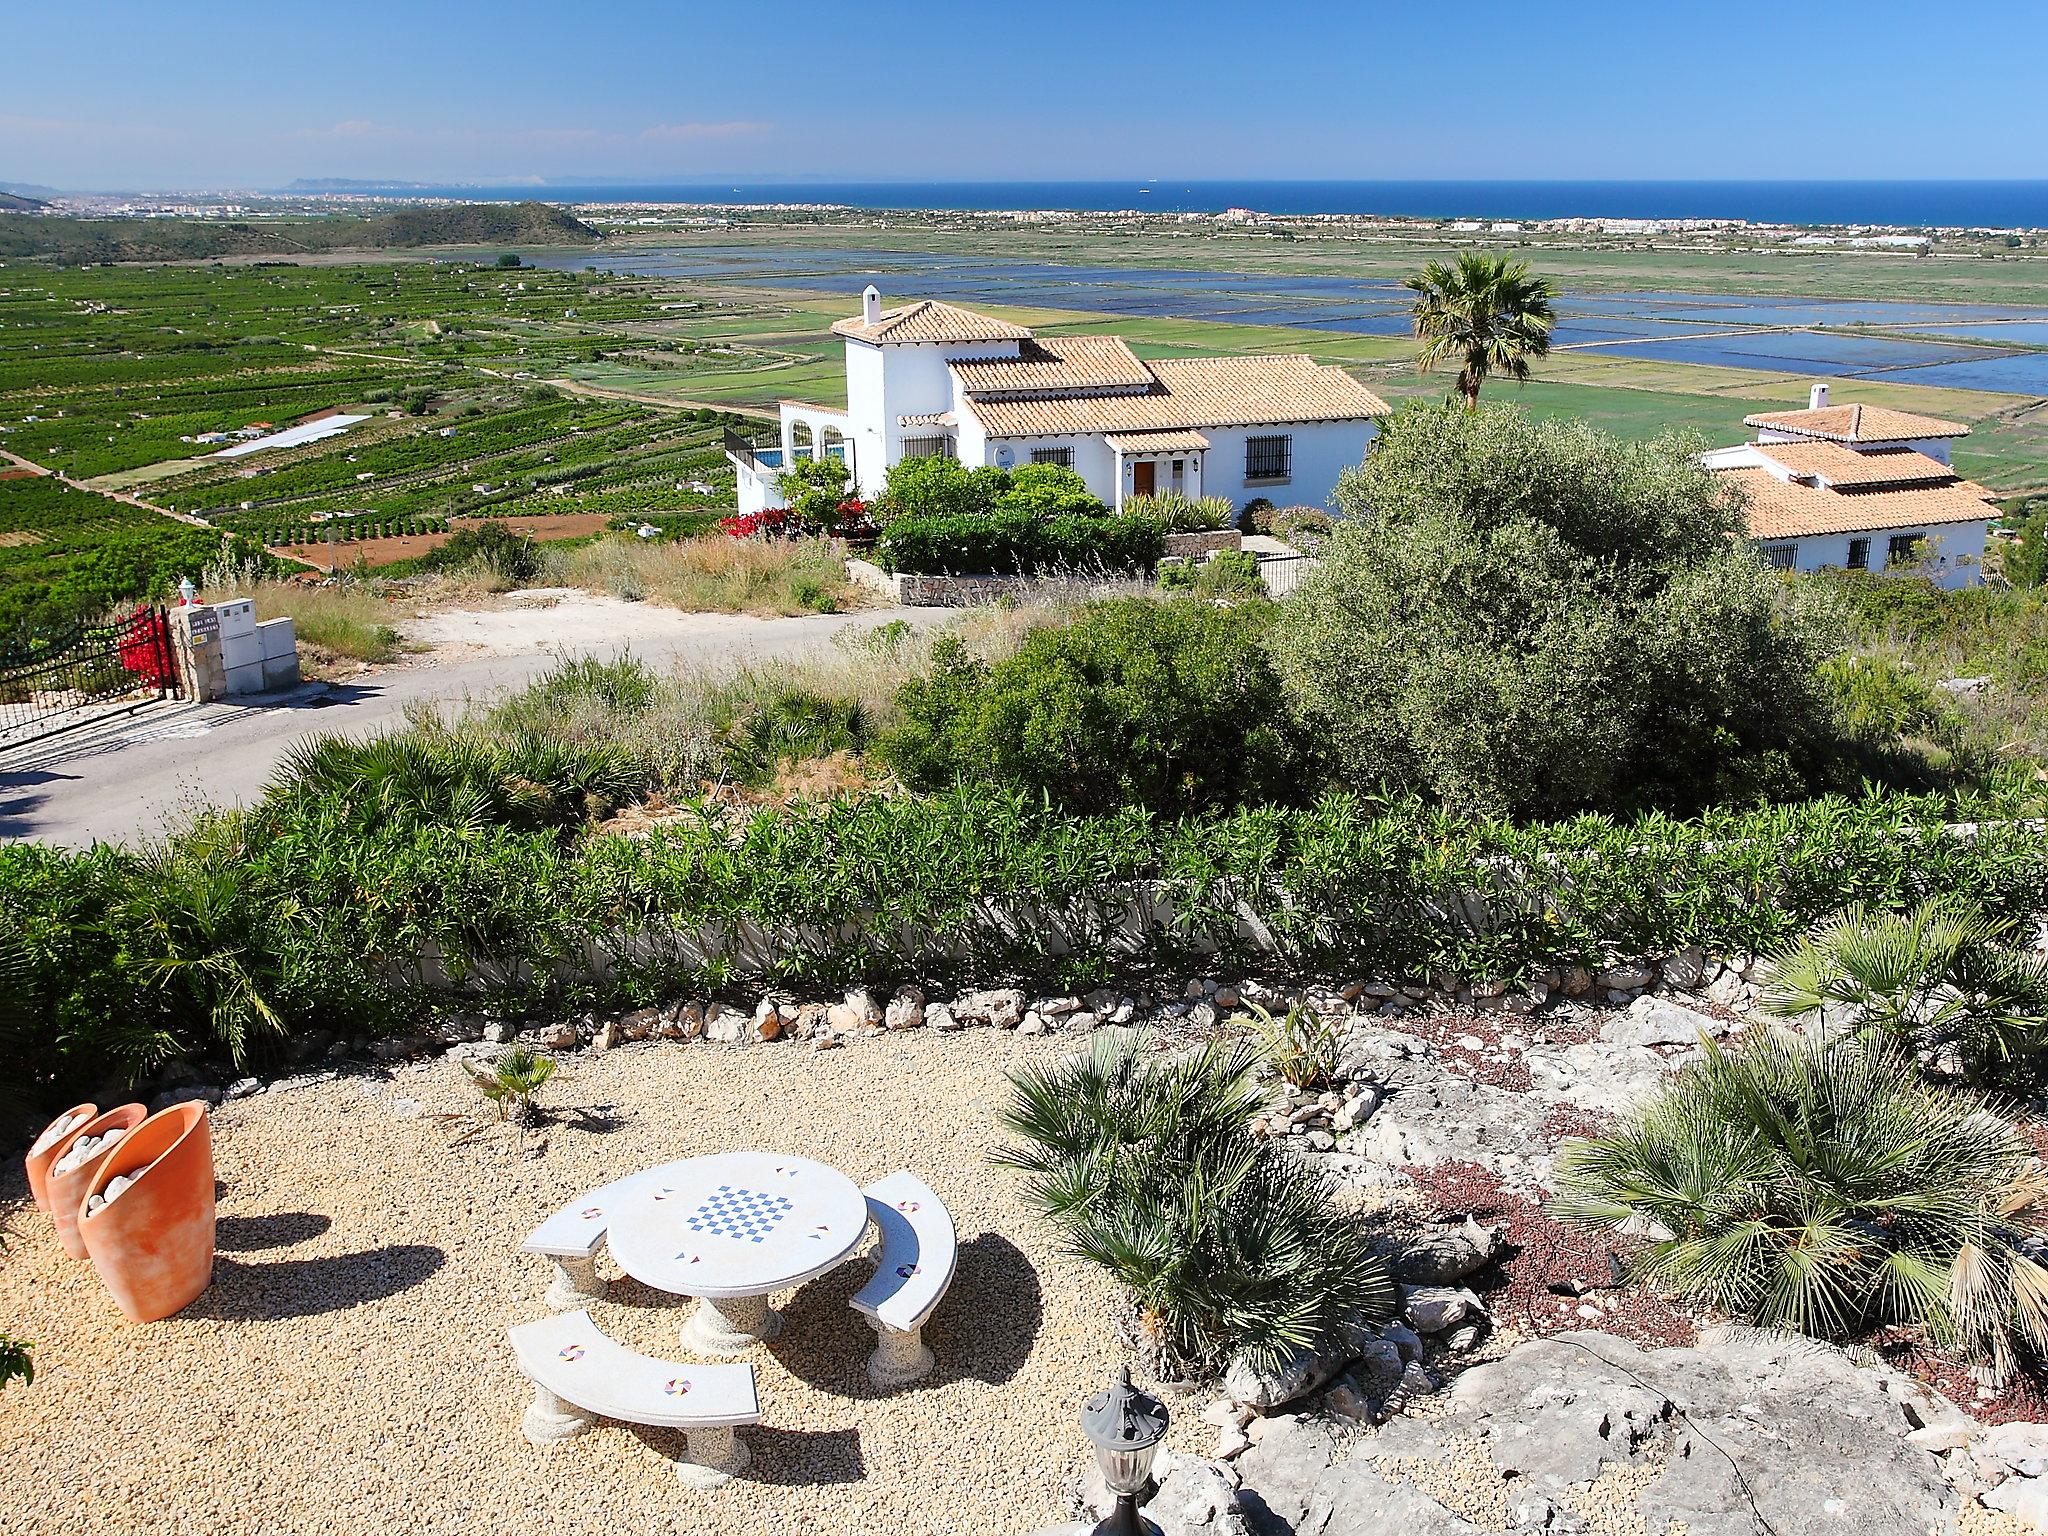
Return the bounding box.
[604,1151,872,1299]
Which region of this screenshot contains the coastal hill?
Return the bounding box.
[0,191,49,212]
[0,200,598,261]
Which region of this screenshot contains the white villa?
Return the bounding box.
[1703,383,1997,588]
[729,287,1389,516]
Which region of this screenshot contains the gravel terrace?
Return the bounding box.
[0,1031,1164,1536]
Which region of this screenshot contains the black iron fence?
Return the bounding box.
[0,605,180,751]
[1254,550,1315,597]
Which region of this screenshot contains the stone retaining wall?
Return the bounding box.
[1162,529,1243,558]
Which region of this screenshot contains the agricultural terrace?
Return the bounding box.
[0,261,772,625]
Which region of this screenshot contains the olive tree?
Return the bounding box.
[1270,402,1842,819]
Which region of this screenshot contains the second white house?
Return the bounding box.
[730,287,1390,516]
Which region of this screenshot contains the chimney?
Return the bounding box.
[862,284,881,325]
[1809,381,1829,411]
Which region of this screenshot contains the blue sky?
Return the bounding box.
[6,0,2044,189]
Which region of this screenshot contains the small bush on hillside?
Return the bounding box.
[0,1336,30,1391]
[1158,549,1267,600]
[875,511,1163,576]
[271,726,645,835]
[999,1029,1395,1372]
[881,597,1302,814]
[1762,899,2048,1087]
[422,521,540,587]
[1272,403,1843,819]
[1817,653,1979,789]
[1553,1029,2048,1377]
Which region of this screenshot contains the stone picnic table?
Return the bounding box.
[605,1150,873,1354]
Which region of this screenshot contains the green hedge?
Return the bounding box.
[875,512,1165,576]
[9,786,2048,1107]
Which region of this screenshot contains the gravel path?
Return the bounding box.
[0,1031,1159,1535]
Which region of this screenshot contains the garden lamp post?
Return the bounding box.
[1082,1366,1169,1536]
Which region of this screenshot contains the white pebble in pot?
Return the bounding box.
[32,1110,89,1154]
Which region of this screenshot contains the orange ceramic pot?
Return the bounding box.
[80,1102,215,1324]
[25,1102,98,1213]
[47,1104,147,1259]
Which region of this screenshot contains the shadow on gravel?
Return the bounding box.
[215,1210,333,1252]
[937,1233,1041,1386]
[189,1242,446,1319]
[768,1229,1043,1396]
[626,1423,867,1487]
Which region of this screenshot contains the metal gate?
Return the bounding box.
[1254,550,1315,597]
[0,605,179,751]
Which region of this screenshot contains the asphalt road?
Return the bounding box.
[1,606,940,848]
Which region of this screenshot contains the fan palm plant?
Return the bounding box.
[0,1333,29,1390]
[1236,1001,1342,1090]
[1407,252,1556,406]
[1552,1028,2048,1377]
[466,1046,557,1125]
[1763,899,2048,1087]
[998,1029,1393,1370]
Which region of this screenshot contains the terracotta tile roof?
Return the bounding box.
[1104,429,1211,453]
[968,355,1389,438]
[1718,465,1997,540]
[1751,441,1959,488]
[831,299,1032,345]
[897,411,956,429]
[1742,403,1970,443]
[950,336,1153,395]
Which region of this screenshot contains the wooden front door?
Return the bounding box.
[1131,460,1156,497]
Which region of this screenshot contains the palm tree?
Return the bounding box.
[1406,253,1556,406]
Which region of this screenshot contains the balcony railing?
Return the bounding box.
[724,427,851,477]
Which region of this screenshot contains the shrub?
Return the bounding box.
[997,463,1105,517]
[1552,1029,2048,1376]
[775,455,855,531]
[1158,549,1267,600]
[1272,403,1843,819]
[998,1029,1395,1371]
[874,511,1164,576]
[880,598,1303,814]
[878,458,1106,522]
[879,457,1011,521]
[1761,899,2048,1087]
[420,521,539,587]
[1125,491,1233,532]
[1817,653,1976,787]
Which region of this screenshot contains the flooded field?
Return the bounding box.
[533,245,2048,396]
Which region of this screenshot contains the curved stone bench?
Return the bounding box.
[849,1171,957,1388]
[507,1308,760,1488]
[521,1169,661,1309]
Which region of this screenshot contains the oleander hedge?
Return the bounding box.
[875,511,1166,576]
[8,784,2048,1108]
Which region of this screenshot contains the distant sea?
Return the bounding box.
[333,180,2048,229]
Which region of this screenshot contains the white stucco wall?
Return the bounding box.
[1756,520,1990,589]
[1197,420,1377,510]
[844,342,889,497]
[861,339,1019,495]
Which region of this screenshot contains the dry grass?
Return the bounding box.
[197,571,412,666]
[541,535,862,617]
